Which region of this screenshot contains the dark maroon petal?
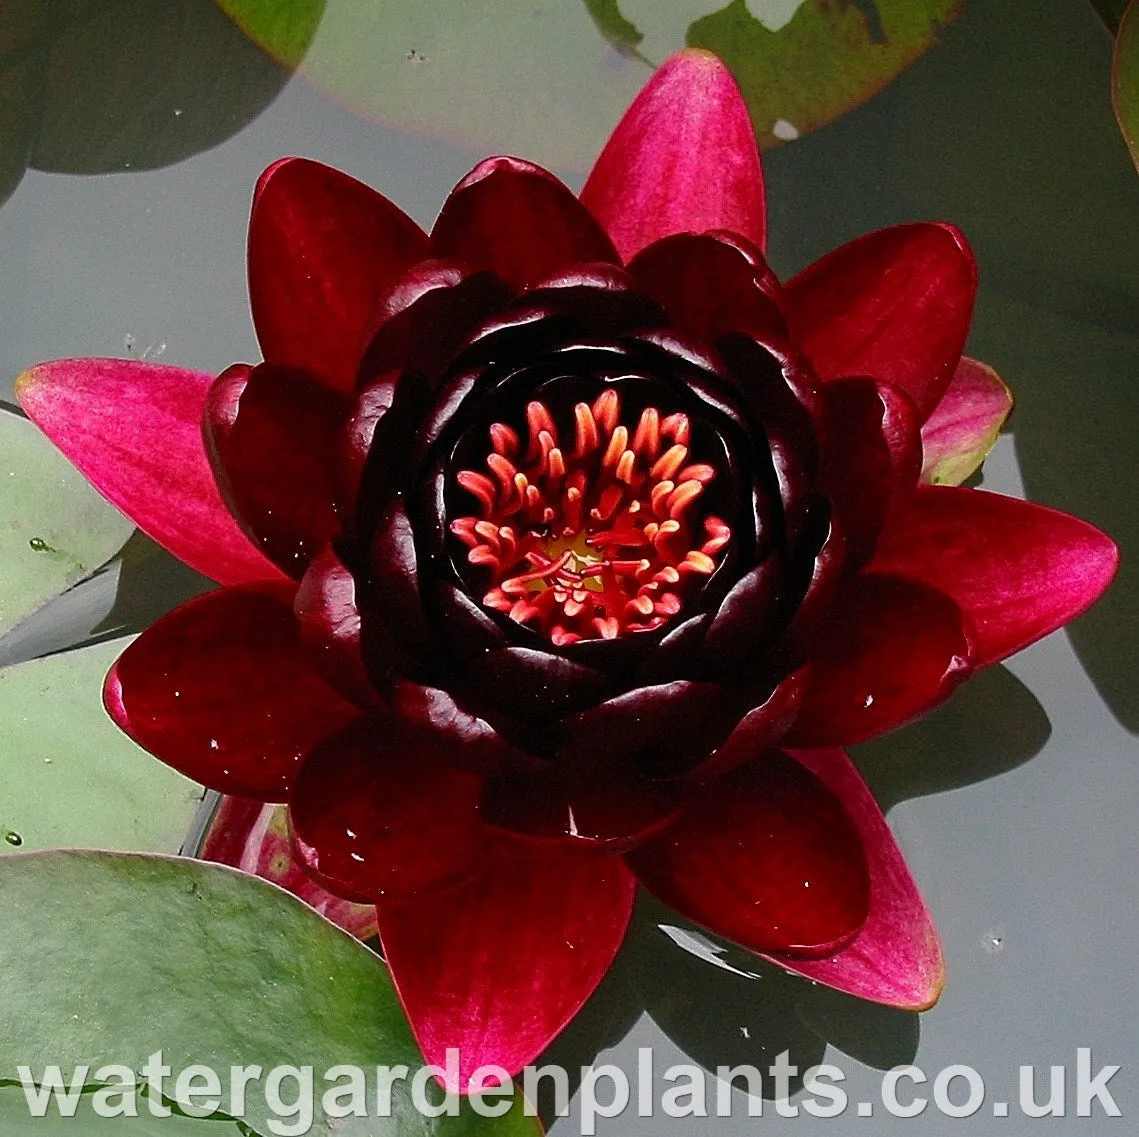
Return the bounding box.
[580,49,765,261]
[786,574,972,748]
[629,750,870,954]
[701,557,786,664]
[473,646,611,722]
[520,262,668,337]
[391,681,532,777]
[772,748,945,1009]
[358,260,512,386]
[479,769,682,850]
[783,223,977,420]
[377,834,635,1089]
[557,680,725,773]
[870,486,1119,666]
[248,157,429,393]
[817,377,922,565]
[716,334,821,541]
[628,232,786,343]
[782,504,848,648]
[294,546,382,709]
[289,717,489,904]
[368,501,437,656]
[104,583,360,800]
[431,156,619,290]
[200,796,377,940]
[204,364,349,578]
[687,670,807,779]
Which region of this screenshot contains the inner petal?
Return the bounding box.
[450,388,732,643]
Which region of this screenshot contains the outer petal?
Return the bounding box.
[772,748,945,1009]
[628,751,870,955]
[377,835,635,1091]
[783,223,977,420]
[15,359,278,585]
[478,768,682,850]
[786,574,972,748]
[920,357,1013,485]
[871,486,1119,666]
[199,796,377,941]
[104,583,360,800]
[248,157,429,393]
[204,364,349,577]
[430,156,618,291]
[289,717,489,904]
[581,49,765,261]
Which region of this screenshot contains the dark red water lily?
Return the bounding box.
[18,50,1116,1091]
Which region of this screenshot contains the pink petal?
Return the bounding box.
[787,574,972,748]
[289,717,489,904]
[871,486,1119,667]
[920,357,1013,485]
[782,223,977,420]
[378,835,635,1090]
[204,364,349,577]
[200,796,377,941]
[15,359,279,585]
[430,157,618,291]
[773,747,945,1009]
[581,50,765,261]
[104,583,360,800]
[628,751,870,955]
[248,157,429,394]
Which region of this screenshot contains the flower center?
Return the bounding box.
[450,389,731,644]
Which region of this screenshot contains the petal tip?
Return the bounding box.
[101,659,129,734]
[13,366,40,409]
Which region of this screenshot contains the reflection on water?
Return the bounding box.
[762,0,1139,734]
[0,0,315,206]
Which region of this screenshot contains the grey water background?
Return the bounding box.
[1,0,1137,1131]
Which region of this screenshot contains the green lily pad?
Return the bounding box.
[1113,0,1139,169]
[688,0,964,148]
[0,408,135,639]
[0,0,315,207]
[215,0,963,169]
[0,1087,233,1135]
[0,639,202,856]
[0,851,543,1137]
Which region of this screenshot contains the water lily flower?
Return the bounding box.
[18,50,1115,1091]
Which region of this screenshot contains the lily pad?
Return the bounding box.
[0,0,315,206]
[0,851,543,1137]
[1113,0,1139,169]
[0,408,134,639]
[215,0,963,169]
[0,639,202,856]
[688,0,964,148]
[0,1088,232,1135]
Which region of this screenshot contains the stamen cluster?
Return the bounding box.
[451,389,730,644]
